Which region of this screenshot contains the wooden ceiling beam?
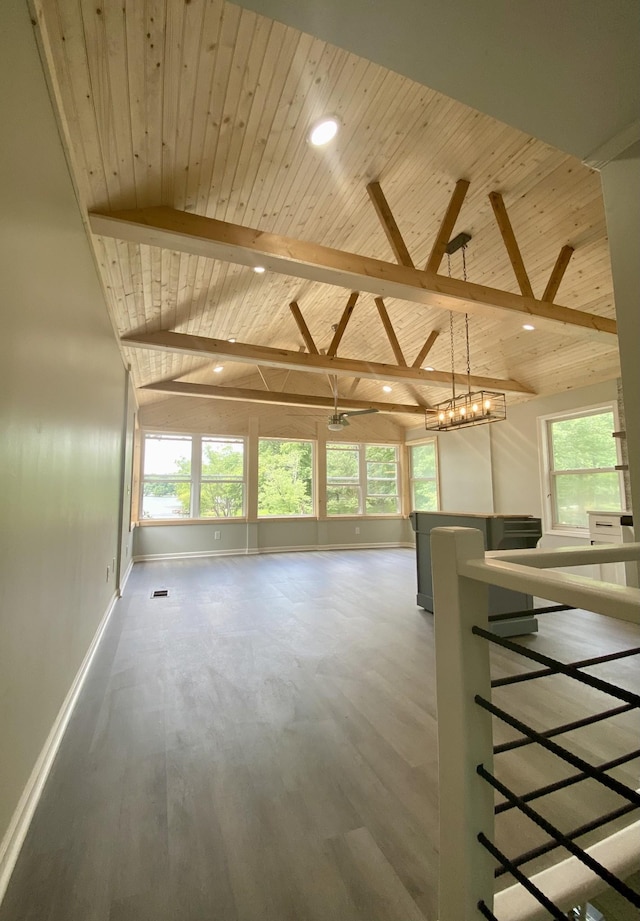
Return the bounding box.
[289,300,319,354]
[488,191,534,298]
[327,291,359,357]
[140,380,426,415]
[366,181,415,268]
[543,245,575,302]
[90,208,616,339]
[122,329,534,393]
[412,330,440,368]
[374,297,406,365]
[425,179,471,273]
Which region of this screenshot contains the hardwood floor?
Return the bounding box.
[1,549,638,920]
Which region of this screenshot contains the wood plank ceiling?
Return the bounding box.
[33,0,620,428]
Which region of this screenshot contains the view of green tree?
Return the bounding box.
[550,411,617,470]
[365,445,396,463]
[143,481,178,497]
[412,480,438,510]
[327,444,361,515]
[326,443,399,515]
[410,442,438,511]
[411,443,436,478]
[200,440,245,517]
[549,411,621,528]
[258,439,313,516]
[555,473,621,527]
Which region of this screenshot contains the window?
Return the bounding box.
[409,440,439,511]
[258,439,314,517]
[326,442,400,516]
[199,437,245,518]
[141,433,245,520]
[542,407,622,531]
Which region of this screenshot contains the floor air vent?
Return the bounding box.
[151,589,169,598]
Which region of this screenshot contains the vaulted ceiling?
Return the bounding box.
[33,0,620,429]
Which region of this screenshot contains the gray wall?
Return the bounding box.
[0,0,126,854]
[133,517,412,559]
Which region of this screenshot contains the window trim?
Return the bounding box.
[538,402,623,537]
[257,436,316,518]
[140,431,247,522]
[408,437,440,512]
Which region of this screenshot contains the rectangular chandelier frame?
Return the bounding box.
[425,390,507,432]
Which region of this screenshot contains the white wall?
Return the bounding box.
[406,424,494,514]
[0,0,126,867]
[489,379,620,521]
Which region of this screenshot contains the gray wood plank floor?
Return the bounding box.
[1,549,638,920]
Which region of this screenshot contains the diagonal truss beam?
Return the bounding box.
[367,181,415,267]
[412,330,440,368]
[289,300,319,353]
[489,191,534,298]
[542,245,574,302]
[375,297,406,365]
[140,380,426,415]
[425,179,471,274]
[122,329,534,393]
[327,291,359,357]
[90,207,616,339]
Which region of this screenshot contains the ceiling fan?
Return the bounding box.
[327,378,378,431]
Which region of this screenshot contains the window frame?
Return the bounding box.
[257,436,316,518]
[408,438,440,512]
[140,431,247,522]
[326,441,401,517]
[538,403,623,536]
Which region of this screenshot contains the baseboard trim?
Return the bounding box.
[133,542,414,562]
[0,591,119,905]
[118,557,134,597]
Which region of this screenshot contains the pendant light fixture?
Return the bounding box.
[425,242,506,432]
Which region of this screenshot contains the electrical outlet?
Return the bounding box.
[214,530,221,540]
[355,526,360,535]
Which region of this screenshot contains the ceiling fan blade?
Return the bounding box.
[343,408,379,417]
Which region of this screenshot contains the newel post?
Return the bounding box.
[431,527,495,920]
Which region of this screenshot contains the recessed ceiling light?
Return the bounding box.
[309,116,339,147]
[228,337,236,343]
[253,266,265,274]
[424,366,434,372]
[213,365,224,373]
[522,323,535,331]
[382,385,393,393]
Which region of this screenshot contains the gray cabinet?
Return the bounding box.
[409,511,542,636]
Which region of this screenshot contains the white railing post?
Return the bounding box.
[431,527,496,920]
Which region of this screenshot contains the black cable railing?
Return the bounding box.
[488,603,574,623]
[471,623,640,919]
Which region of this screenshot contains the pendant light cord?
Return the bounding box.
[462,246,471,396]
[447,253,456,400]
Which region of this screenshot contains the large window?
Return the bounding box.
[326,442,400,516]
[542,407,622,531]
[409,440,439,511]
[141,433,245,520]
[258,439,314,517]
